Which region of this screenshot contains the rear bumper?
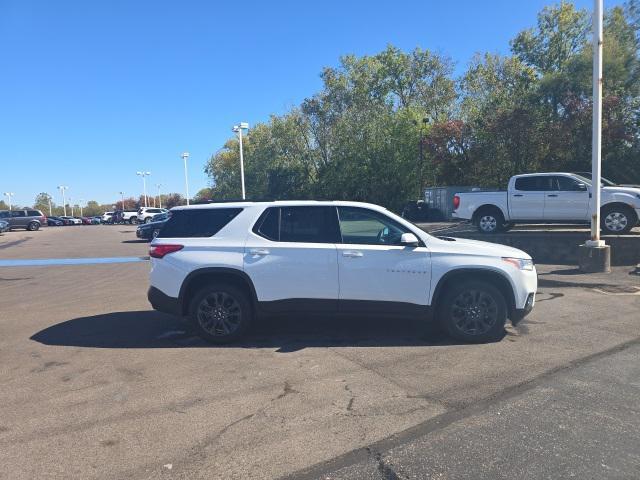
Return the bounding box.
[148,286,181,316]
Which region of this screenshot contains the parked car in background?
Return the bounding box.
[121,210,140,224]
[91,216,102,224]
[0,209,47,231]
[138,207,168,223]
[47,216,64,226]
[80,217,93,225]
[136,214,170,240]
[101,212,113,223]
[0,219,10,233]
[59,216,82,225]
[453,172,640,234]
[147,201,537,344]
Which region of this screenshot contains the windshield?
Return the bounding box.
[573,173,616,187]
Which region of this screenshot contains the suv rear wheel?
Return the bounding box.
[189,283,252,344]
[27,221,40,231]
[438,280,507,343]
[129,216,138,224]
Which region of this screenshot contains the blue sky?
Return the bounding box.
[0,0,625,207]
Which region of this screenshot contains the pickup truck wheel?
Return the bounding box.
[601,206,636,234]
[438,281,507,343]
[189,284,252,344]
[475,209,505,234]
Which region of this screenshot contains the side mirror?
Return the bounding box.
[400,232,420,246]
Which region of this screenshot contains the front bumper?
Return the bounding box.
[148,286,181,316]
[511,292,535,324]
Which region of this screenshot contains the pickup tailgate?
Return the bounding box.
[452,191,508,220]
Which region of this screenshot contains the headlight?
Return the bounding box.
[502,257,534,271]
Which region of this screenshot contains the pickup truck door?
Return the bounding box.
[509,176,551,220]
[544,176,590,220]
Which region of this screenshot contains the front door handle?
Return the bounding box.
[513,194,524,197]
[249,248,270,256]
[547,194,558,197]
[342,251,363,258]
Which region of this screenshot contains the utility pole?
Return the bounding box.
[79,199,84,217]
[119,191,125,210]
[232,122,249,199]
[156,184,163,208]
[181,152,190,205]
[579,0,610,272]
[47,194,52,216]
[136,171,151,207]
[57,186,68,216]
[3,192,14,211]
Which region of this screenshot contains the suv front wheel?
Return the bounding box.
[438,281,507,343]
[27,221,40,231]
[189,284,252,344]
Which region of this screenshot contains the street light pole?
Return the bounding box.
[69,198,74,217]
[181,152,190,205]
[232,122,249,199]
[156,184,163,208]
[580,0,610,272]
[79,199,84,217]
[589,0,604,247]
[47,195,52,216]
[136,172,151,207]
[119,191,125,210]
[3,192,14,211]
[57,186,68,216]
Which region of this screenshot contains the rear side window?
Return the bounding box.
[10,211,26,217]
[27,210,41,216]
[158,208,242,238]
[514,176,553,191]
[252,206,340,243]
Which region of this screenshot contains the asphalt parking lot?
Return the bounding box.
[1,226,639,479]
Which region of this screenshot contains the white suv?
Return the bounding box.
[147,201,537,344]
[138,207,168,224]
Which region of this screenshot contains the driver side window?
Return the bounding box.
[337,207,409,245]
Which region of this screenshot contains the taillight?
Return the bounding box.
[149,244,183,258]
[453,195,460,210]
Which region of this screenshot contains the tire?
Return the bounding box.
[475,208,505,234]
[601,205,636,234]
[144,217,152,224]
[189,283,252,344]
[130,217,138,224]
[27,221,40,231]
[438,280,507,343]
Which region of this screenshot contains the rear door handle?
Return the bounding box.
[513,194,523,197]
[342,250,363,258]
[249,248,270,256]
[547,194,558,197]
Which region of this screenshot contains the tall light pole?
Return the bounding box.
[136,171,151,207]
[57,185,68,216]
[3,192,14,211]
[119,191,125,210]
[232,122,249,199]
[47,194,52,216]
[580,0,610,272]
[156,184,163,208]
[69,197,74,216]
[181,152,190,205]
[79,199,84,217]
